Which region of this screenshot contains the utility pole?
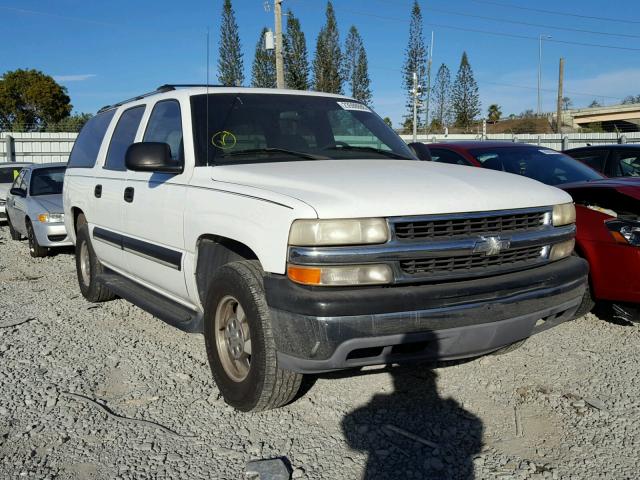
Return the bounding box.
[274,0,285,89]
[412,71,419,142]
[556,57,564,134]
[537,34,552,116]
[425,31,434,134]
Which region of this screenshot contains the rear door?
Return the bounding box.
[120,99,190,301]
[90,105,146,270]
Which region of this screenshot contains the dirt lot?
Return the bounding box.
[0,224,639,480]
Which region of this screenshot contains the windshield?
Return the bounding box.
[0,166,24,184]
[190,93,415,165]
[469,147,604,185]
[29,167,66,196]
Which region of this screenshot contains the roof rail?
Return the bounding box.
[97,85,177,113]
[156,83,225,90]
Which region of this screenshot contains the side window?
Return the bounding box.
[67,110,116,168]
[104,106,145,171]
[569,150,607,173]
[430,149,471,166]
[143,100,184,162]
[614,151,640,177]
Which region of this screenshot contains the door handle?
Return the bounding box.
[123,187,134,203]
[94,185,102,198]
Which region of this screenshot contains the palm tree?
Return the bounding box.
[487,104,502,123]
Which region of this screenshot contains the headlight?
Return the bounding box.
[549,239,575,261]
[552,203,576,226]
[288,218,389,246]
[287,264,393,286]
[607,219,640,246]
[38,213,65,223]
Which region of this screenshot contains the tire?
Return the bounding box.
[26,220,48,257]
[491,338,527,356]
[75,216,116,302]
[7,215,21,240]
[573,285,595,319]
[204,260,303,412]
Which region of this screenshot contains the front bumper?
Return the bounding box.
[32,221,73,247]
[265,257,588,373]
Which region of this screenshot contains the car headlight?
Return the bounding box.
[552,203,576,226]
[287,264,393,286]
[607,219,640,246]
[549,239,575,261]
[38,213,65,223]
[288,218,390,246]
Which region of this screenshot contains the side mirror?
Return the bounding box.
[9,187,25,197]
[408,142,432,161]
[125,142,183,173]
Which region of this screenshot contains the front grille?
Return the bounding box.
[394,211,546,241]
[400,245,544,277]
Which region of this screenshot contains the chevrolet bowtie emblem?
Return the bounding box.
[473,236,510,256]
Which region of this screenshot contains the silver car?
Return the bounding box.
[0,162,32,222]
[5,163,72,257]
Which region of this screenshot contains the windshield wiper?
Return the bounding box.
[223,148,325,160]
[324,145,412,160]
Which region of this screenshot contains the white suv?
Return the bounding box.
[63,85,588,411]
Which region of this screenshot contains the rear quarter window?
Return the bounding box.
[67,110,116,169]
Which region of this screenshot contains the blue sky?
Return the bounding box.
[2,0,639,126]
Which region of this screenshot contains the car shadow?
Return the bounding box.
[297,331,484,479]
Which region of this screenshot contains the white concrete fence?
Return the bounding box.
[1,131,639,164]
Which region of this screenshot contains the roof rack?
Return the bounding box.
[97,84,230,113]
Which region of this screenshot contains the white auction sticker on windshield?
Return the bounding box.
[337,101,371,112]
[539,149,561,155]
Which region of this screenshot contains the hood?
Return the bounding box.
[211,160,572,218]
[32,194,64,213]
[561,178,640,202]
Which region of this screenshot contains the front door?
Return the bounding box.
[121,99,190,302]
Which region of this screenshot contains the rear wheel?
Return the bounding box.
[75,215,116,302]
[204,260,302,412]
[7,215,21,240]
[26,220,48,257]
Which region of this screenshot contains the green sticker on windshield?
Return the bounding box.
[212,130,237,150]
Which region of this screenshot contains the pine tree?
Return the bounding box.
[431,63,451,129]
[218,0,244,87]
[313,2,342,94]
[283,10,310,90]
[343,26,372,104]
[251,28,276,88]
[451,52,480,130]
[402,1,427,130]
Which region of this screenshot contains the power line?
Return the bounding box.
[426,6,640,40]
[470,0,640,26]
[335,6,640,53]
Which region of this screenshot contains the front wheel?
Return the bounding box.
[26,220,48,257]
[204,260,302,412]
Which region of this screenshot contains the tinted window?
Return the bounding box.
[143,100,184,162]
[29,167,66,196]
[0,166,24,184]
[568,150,608,173]
[430,148,472,166]
[105,106,145,171]
[190,94,414,166]
[67,110,116,168]
[470,147,603,185]
[613,151,640,177]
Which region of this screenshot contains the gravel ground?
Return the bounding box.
[1,224,639,480]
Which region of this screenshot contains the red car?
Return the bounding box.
[411,141,640,321]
